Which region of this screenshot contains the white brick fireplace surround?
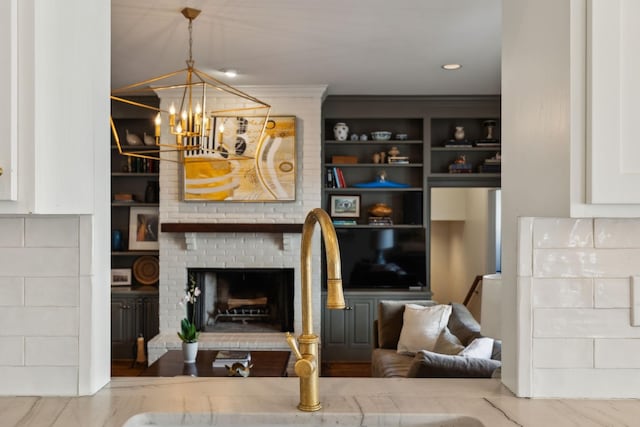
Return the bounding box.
[148,86,327,363]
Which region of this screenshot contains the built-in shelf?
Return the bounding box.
[111,202,159,207]
[160,223,304,233]
[112,251,159,256]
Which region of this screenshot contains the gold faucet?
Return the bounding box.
[286,208,345,412]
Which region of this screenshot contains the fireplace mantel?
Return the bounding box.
[161,223,303,233]
[161,223,303,251]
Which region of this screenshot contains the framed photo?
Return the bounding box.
[111,268,131,286]
[330,195,361,218]
[181,115,297,202]
[128,207,159,250]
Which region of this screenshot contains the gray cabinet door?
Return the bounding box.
[111,296,137,359]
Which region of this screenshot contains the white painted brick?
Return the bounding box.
[24,277,79,306]
[0,277,24,306]
[533,218,593,248]
[25,337,78,366]
[25,216,79,247]
[533,368,640,398]
[533,338,593,368]
[0,307,78,336]
[0,218,24,247]
[595,278,631,308]
[533,248,640,278]
[595,218,640,248]
[532,278,593,308]
[0,337,24,365]
[0,248,79,276]
[0,367,78,395]
[595,339,640,368]
[533,308,640,338]
[518,217,534,277]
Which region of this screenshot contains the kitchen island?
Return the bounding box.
[2,377,639,426]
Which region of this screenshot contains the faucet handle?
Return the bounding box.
[285,332,303,360]
[285,332,315,378]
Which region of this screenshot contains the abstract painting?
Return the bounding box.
[182,115,296,201]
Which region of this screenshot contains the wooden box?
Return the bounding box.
[331,155,358,164]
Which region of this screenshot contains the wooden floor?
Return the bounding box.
[112,359,371,377]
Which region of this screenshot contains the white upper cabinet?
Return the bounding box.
[0,0,17,201]
[587,0,640,204]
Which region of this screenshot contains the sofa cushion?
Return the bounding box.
[377,300,435,349]
[458,337,494,359]
[433,327,464,355]
[371,348,413,378]
[447,303,482,346]
[397,304,452,354]
[406,350,501,378]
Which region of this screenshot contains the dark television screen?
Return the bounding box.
[334,228,426,289]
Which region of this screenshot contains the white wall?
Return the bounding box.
[430,188,491,318]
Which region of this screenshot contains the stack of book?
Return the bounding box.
[474,139,501,148]
[444,139,472,148]
[212,350,252,368]
[332,219,357,226]
[388,156,409,164]
[369,216,393,226]
[479,156,501,173]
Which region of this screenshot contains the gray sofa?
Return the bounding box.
[371,300,501,378]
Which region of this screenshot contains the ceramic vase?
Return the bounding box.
[333,122,349,141]
[454,126,465,141]
[182,341,198,363]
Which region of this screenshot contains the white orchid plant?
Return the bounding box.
[177,274,201,343]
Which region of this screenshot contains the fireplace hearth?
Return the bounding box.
[188,268,294,334]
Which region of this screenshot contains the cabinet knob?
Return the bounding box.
[344,306,353,310]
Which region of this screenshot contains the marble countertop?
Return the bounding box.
[2,377,640,427]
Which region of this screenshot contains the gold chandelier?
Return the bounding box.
[110,7,271,164]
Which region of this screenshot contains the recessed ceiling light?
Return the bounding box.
[223,69,238,78]
[441,64,462,71]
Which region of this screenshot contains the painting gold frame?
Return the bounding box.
[181,116,296,201]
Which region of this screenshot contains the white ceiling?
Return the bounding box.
[111,0,501,96]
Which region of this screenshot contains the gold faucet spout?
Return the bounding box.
[289,208,345,412]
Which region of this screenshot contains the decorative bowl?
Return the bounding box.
[371,131,392,141]
[396,133,408,140]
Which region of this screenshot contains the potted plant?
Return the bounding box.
[178,273,201,363]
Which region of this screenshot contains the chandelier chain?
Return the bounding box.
[187,18,194,68]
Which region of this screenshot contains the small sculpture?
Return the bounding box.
[143,132,156,146]
[226,362,253,377]
[483,120,497,140]
[350,133,359,141]
[125,129,143,146]
[454,126,465,141]
[359,134,368,141]
[372,153,381,164]
[387,146,400,159]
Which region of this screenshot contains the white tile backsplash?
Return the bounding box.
[0,277,24,306]
[595,278,631,308]
[533,338,593,368]
[0,337,24,365]
[25,337,79,366]
[0,218,24,247]
[523,217,640,397]
[24,277,79,307]
[532,278,593,308]
[533,218,593,248]
[595,218,640,248]
[0,214,85,396]
[25,217,79,247]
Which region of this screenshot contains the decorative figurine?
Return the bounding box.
[226,362,254,377]
[483,120,497,140]
[333,122,349,141]
[350,133,359,141]
[372,152,381,164]
[359,134,368,141]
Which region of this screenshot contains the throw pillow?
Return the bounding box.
[433,327,464,355]
[397,303,452,354]
[458,337,494,359]
[407,350,501,378]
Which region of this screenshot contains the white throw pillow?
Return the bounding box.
[397,304,452,354]
[458,337,494,359]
